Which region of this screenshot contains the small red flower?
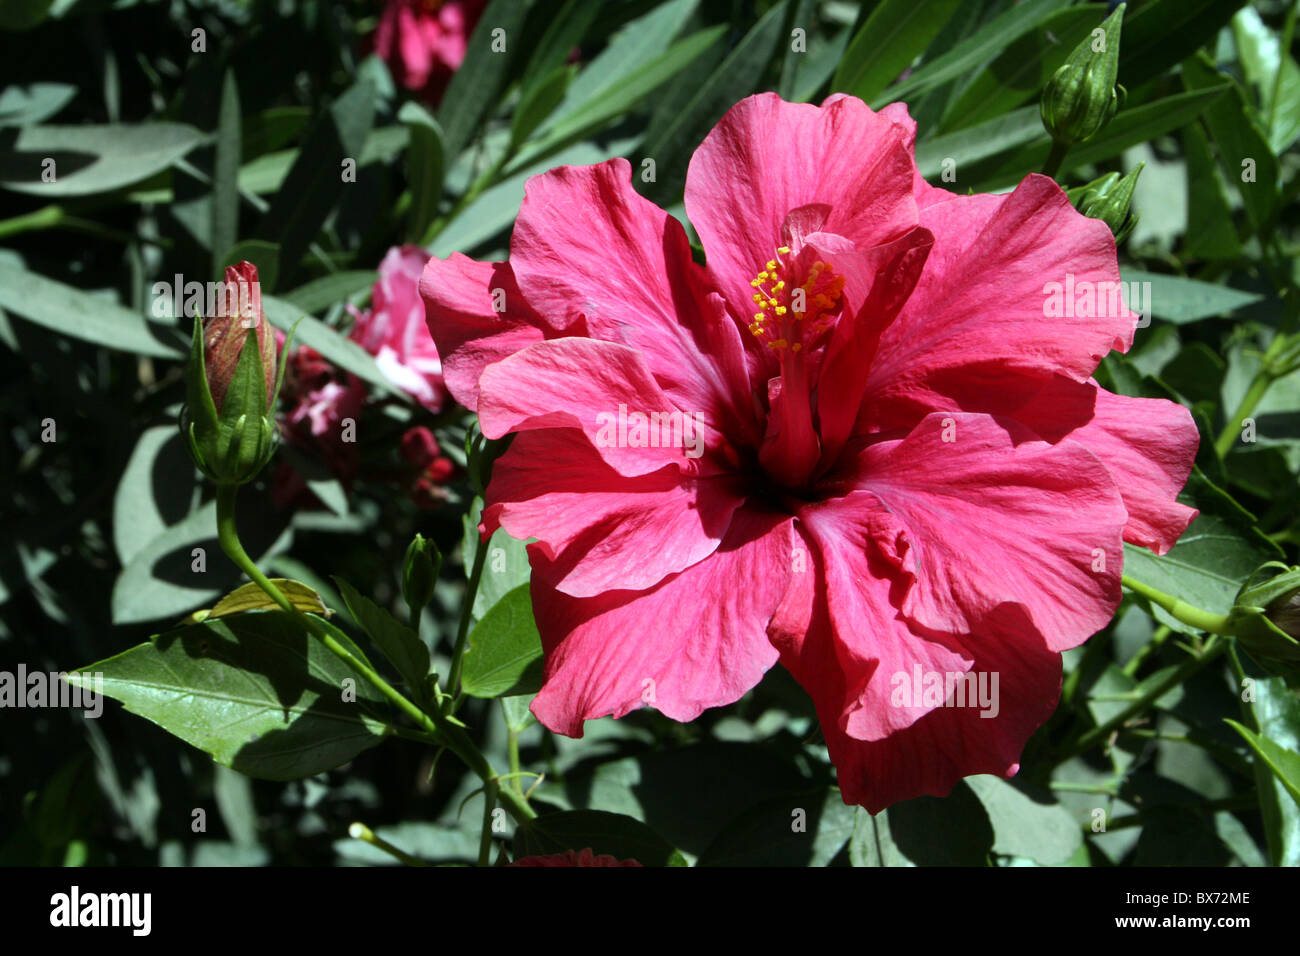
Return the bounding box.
[508,848,642,867]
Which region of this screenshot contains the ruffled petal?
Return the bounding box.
[509,159,760,445]
[685,93,918,337]
[484,428,744,597]
[840,411,1127,651]
[861,174,1135,431]
[419,254,545,411]
[529,508,794,736]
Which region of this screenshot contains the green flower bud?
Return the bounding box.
[1067,162,1143,243]
[1228,563,1300,679]
[1041,3,1125,147]
[402,533,442,617]
[180,261,290,486]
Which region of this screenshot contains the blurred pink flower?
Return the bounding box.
[372,0,485,104]
[400,425,455,509]
[350,245,449,413]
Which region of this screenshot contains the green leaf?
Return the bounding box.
[0,82,75,126]
[211,70,241,281]
[1226,720,1300,808]
[849,807,913,866]
[520,0,602,91]
[833,0,962,104]
[113,425,200,566]
[70,612,389,781]
[110,497,292,625]
[543,0,700,132]
[916,105,1045,178]
[962,84,1230,191]
[514,810,687,866]
[1246,677,1300,865]
[0,262,183,358]
[501,694,535,733]
[436,0,532,157]
[1182,123,1245,260]
[640,0,789,203]
[1120,269,1262,324]
[1119,0,1248,90]
[186,579,331,624]
[696,788,855,866]
[0,122,205,196]
[332,576,431,701]
[878,783,994,865]
[260,81,375,282]
[940,5,1105,132]
[280,270,375,315]
[875,0,1075,108]
[1183,53,1279,237]
[522,25,725,160]
[261,294,405,400]
[510,64,573,149]
[1232,6,1300,153]
[966,775,1082,865]
[0,0,54,30]
[460,584,543,699]
[399,101,444,244]
[1123,470,1284,625]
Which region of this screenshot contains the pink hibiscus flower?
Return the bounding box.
[419,93,1199,812]
[372,0,485,104]
[350,245,450,413]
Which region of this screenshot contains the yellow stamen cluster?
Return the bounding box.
[746,246,845,354]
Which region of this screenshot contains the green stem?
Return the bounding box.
[1041,139,1070,179]
[478,779,498,867]
[1268,0,1300,139]
[447,530,490,696]
[1120,574,1232,634]
[214,484,536,823]
[0,203,172,247]
[348,822,429,866]
[1055,634,1229,763]
[1122,624,1172,676]
[507,722,526,801]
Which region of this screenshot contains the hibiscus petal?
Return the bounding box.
[780,598,1061,813]
[685,92,918,335]
[1012,380,1199,555]
[509,159,761,446]
[419,254,545,411]
[477,337,721,477]
[483,428,744,597]
[843,411,1127,651]
[862,174,1135,430]
[798,492,975,740]
[529,508,793,736]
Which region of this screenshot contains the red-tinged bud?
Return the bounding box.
[203,262,277,412]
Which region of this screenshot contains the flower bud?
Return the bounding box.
[1040,3,1125,147]
[402,533,442,616]
[204,262,277,412]
[181,261,291,486]
[1067,163,1143,243]
[1228,563,1300,680]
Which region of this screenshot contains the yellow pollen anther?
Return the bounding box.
[766,260,777,270]
[777,245,791,255]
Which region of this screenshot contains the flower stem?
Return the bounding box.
[507,723,526,801]
[478,779,499,867]
[1120,574,1232,635]
[213,483,536,823]
[447,528,490,697]
[1056,633,1228,763]
[1041,140,1070,179]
